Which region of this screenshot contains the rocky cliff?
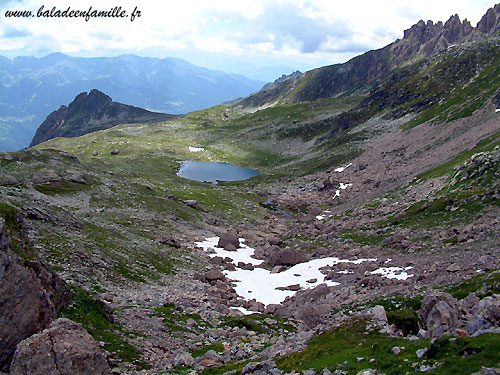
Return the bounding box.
[29,89,176,147]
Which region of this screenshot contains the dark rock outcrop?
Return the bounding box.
[29,89,176,147]
[0,216,71,371]
[9,318,111,375]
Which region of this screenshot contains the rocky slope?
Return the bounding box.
[29,89,176,147]
[0,5,500,375]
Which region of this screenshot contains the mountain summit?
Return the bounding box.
[29,89,175,147]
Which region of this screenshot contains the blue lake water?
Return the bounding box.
[177,161,260,184]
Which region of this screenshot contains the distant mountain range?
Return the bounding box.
[0,53,265,151]
[29,89,176,147]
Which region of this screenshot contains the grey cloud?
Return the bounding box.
[207,2,353,54]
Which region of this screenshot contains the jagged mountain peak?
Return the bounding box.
[29,90,176,147]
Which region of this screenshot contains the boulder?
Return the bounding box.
[419,291,460,338]
[204,269,226,283]
[242,360,282,374]
[466,294,500,336]
[185,200,198,209]
[110,149,120,155]
[267,248,306,267]
[9,318,111,375]
[172,351,194,367]
[156,235,181,248]
[217,233,240,250]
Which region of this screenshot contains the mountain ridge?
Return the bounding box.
[0,53,265,152]
[29,89,176,147]
[239,3,500,108]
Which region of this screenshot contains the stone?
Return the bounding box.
[446,263,462,272]
[185,200,198,209]
[9,318,111,375]
[419,291,460,339]
[391,346,401,355]
[110,149,120,155]
[466,295,500,335]
[276,284,301,291]
[217,233,240,250]
[471,368,500,375]
[156,235,181,248]
[172,351,194,367]
[267,247,306,267]
[416,348,428,358]
[204,269,226,283]
[370,305,389,327]
[357,370,377,375]
[242,360,282,374]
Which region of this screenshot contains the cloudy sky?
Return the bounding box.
[0,0,497,79]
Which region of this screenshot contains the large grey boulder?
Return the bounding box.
[466,294,500,336]
[217,233,240,250]
[419,291,460,338]
[267,247,306,267]
[10,318,111,375]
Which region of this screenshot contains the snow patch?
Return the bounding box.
[371,266,413,280]
[196,237,377,306]
[230,306,255,315]
[189,146,205,152]
[195,237,263,266]
[334,163,352,173]
[496,109,500,113]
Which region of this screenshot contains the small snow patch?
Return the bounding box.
[316,215,325,221]
[189,146,205,152]
[496,109,500,113]
[334,163,352,173]
[230,306,254,315]
[371,266,413,280]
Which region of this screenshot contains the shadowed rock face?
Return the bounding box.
[29,89,176,147]
[0,215,72,372]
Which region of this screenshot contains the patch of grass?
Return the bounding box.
[220,314,295,334]
[276,318,500,375]
[34,179,90,196]
[389,189,500,229]
[0,201,34,260]
[199,360,249,375]
[59,286,147,369]
[341,229,389,246]
[416,130,500,181]
[191,342,225,358]
[153,303,210,334]
[443,269,500,300]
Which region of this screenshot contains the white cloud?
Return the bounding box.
[0,0,497,73]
